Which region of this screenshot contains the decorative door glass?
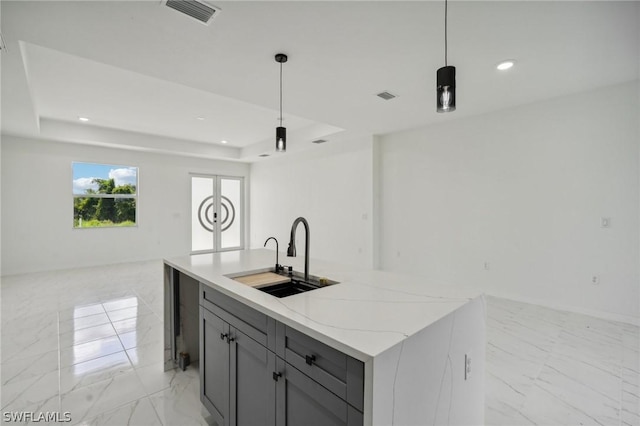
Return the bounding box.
[191,175,243,253]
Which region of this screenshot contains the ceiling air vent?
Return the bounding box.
[376,91,397,101]
[163,0,221,25]
[312,139,328,144]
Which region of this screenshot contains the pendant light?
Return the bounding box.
[437,0,456,113]
[275,53,288,152]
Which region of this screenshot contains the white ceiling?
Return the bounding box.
[20,42,339,148]
[1,1,638,162]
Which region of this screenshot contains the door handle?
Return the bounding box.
[273,372,282,381]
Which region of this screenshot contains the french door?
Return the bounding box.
[191,175,244,253]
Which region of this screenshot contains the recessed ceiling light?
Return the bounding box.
[221,140,228,144]
[78,117,90,122]
[497,60,515,71]
[196,117,205,121]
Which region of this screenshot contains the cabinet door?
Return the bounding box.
[201,307,230,426]
[230,327,276,426]
[275,358,362,426]
[278,325,364,411]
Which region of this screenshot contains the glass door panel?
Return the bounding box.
[219,177,243,250]
[191,175,244,253]
[191,176,217,253]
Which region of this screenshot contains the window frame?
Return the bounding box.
[72,162,139,229]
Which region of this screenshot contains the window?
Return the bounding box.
[72,162,138,228]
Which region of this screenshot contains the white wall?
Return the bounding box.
[4,82,637,324]
[1,135,250,275]
[250,136,373,269]
[378,81,640,323]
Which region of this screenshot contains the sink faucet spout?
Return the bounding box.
[287,217,310,282]
[264,237,281,272]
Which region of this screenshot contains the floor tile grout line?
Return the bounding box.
[58,326,120,349]
[58,305,107,322]
[60,343,127,371]
[59,328,122,355]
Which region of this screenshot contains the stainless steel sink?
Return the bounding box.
[226,269,339,298]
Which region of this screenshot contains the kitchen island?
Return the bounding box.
[164,249,485,426]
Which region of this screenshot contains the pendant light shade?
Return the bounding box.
[276,126,286,152]
[437,65,456,112]
[436,0,456,113]
[275,53,288,152]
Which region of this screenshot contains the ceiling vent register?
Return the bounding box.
[163,0,221,25]
[376,91,396,101]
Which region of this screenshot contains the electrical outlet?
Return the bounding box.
[601,217,611,228]
[484,262,490,271]
[591,275,600,285]
[465,354,471,380]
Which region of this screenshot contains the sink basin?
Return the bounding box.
[258,279,319,298]
[227,269,339,298]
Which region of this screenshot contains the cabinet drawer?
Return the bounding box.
[278,325,364,411]
[201,284,276,349]
[276,358,363,426]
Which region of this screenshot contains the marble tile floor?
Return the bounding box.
[485,296,639,426]
[1,260,638,425]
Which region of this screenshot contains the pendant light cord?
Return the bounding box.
[444,0,448,66]
[279,62,283,127]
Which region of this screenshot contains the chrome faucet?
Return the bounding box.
[263,237,282,272]
[287,217,310,283]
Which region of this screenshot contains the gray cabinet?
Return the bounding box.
[200,285,364,426]
[276,324,364,412]
[230,327,276,426]
[200,305,276,426]
[275,358,363,426]
[200,307,229,426]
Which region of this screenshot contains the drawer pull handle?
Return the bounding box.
[227,336,235,343]
[273,372,282,381]
[305,355,316,366]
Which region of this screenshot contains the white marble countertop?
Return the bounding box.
[165,249,481,362]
